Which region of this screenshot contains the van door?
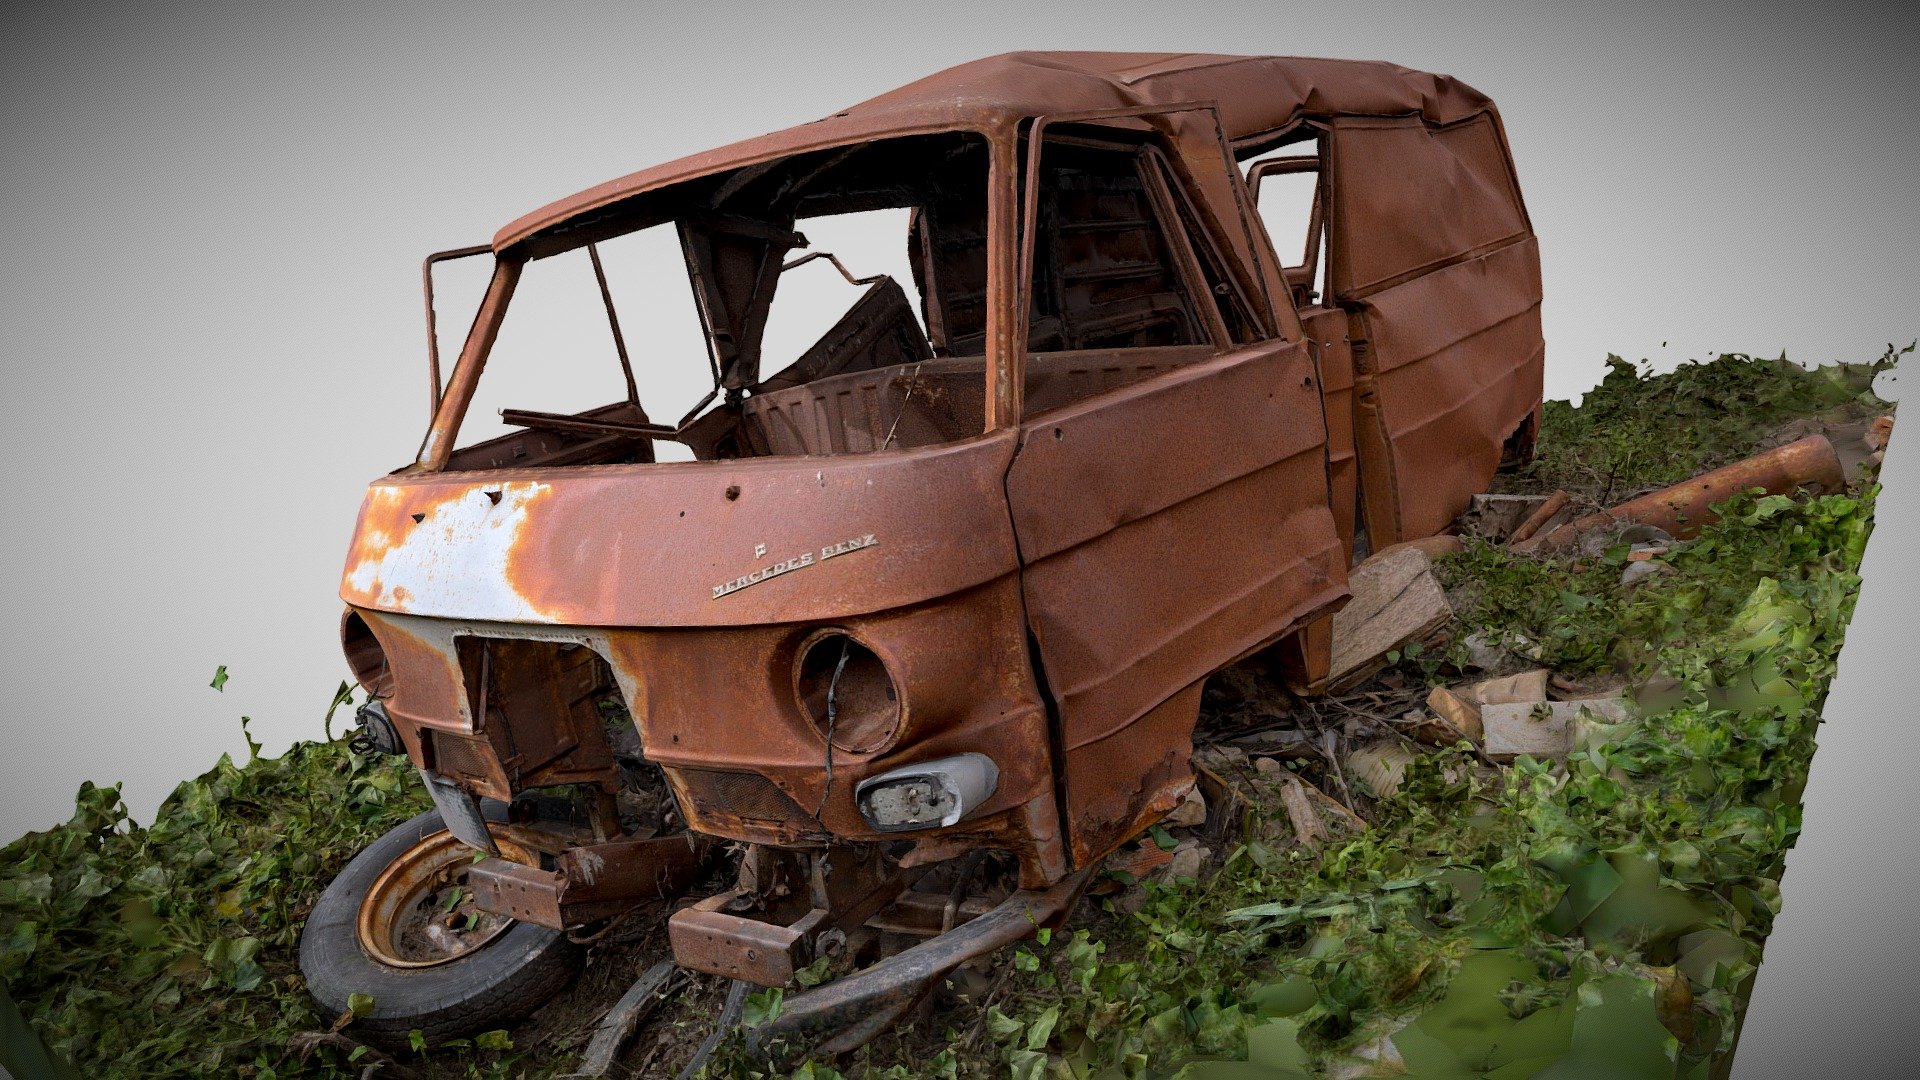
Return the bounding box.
[1248,147,1364,563]
[1003,118,1347,867]
[1323,115,1544,544]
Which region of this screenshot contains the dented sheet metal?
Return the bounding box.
[342,432,1021,626]
[494,53,1501,258]
[1348,238,1545,543]
[1005,339,1348,863]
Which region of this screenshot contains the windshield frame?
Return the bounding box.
[413,125,1021,473]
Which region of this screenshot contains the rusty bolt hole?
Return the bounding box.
[725,485,741,501]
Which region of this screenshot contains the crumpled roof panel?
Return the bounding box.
[494,51,1498,252]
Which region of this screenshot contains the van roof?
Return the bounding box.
[494,51,1499,253]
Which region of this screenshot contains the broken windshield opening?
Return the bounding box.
[435,131,994,472]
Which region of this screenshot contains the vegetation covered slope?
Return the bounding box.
[0,348,1899,1079]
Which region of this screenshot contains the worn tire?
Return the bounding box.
[298,805,582,1043]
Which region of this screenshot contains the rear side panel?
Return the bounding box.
[1006,340,1348,865]
[1348,240,1544,541]
[1327,115,1544,543]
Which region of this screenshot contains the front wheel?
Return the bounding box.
[298,805,581,1043]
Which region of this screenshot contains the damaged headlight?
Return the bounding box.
[854,753,999,832]
[795,630,901,753]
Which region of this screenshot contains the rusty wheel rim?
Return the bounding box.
[356,826,534,969]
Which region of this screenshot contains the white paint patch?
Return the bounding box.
[345,483,552,621]
[571,847,606,885]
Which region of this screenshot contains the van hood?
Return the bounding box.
[340,432,1020,627]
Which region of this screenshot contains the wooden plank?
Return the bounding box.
[1325,546,1453,691]
[1481,698,1630,760]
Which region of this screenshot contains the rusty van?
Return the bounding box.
[299,51,1544,1053]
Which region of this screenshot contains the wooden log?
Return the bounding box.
[1278,775,1328,850]
[1461,669,1551,708]
[1423,686,1484,742]
[1508,490,1570,545]
[1347,741,1419,798]
[574,961,685,1077]
[1520,436,1845,554]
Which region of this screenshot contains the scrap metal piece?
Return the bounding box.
[465,834,709,929]
[669,851,927,984]
[669,893,828,986]
[420,770,497,855]
[1461,493,1554,542]
[570,960,685,1078]
[745,867,1095,1061]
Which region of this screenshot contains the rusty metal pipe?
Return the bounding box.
[1523,435,1846,554]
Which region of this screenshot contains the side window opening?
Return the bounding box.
[1017,130,1264,421]
[1025,137,1208,352]
[1145,150,1264,344]
[1245,143,1329,309]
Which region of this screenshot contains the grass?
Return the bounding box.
[0,348,1899,1079]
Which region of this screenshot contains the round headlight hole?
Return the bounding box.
[795,632,900,754]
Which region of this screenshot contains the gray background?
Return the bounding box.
[1,1,1912,1074]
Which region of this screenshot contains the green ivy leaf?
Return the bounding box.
[1025,1004,1060,1050]
[743,987,784,1026]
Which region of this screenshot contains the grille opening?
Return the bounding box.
[674,768,811,825]
[453,636,630,782]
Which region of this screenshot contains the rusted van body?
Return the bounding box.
[324,51,1541,1033]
